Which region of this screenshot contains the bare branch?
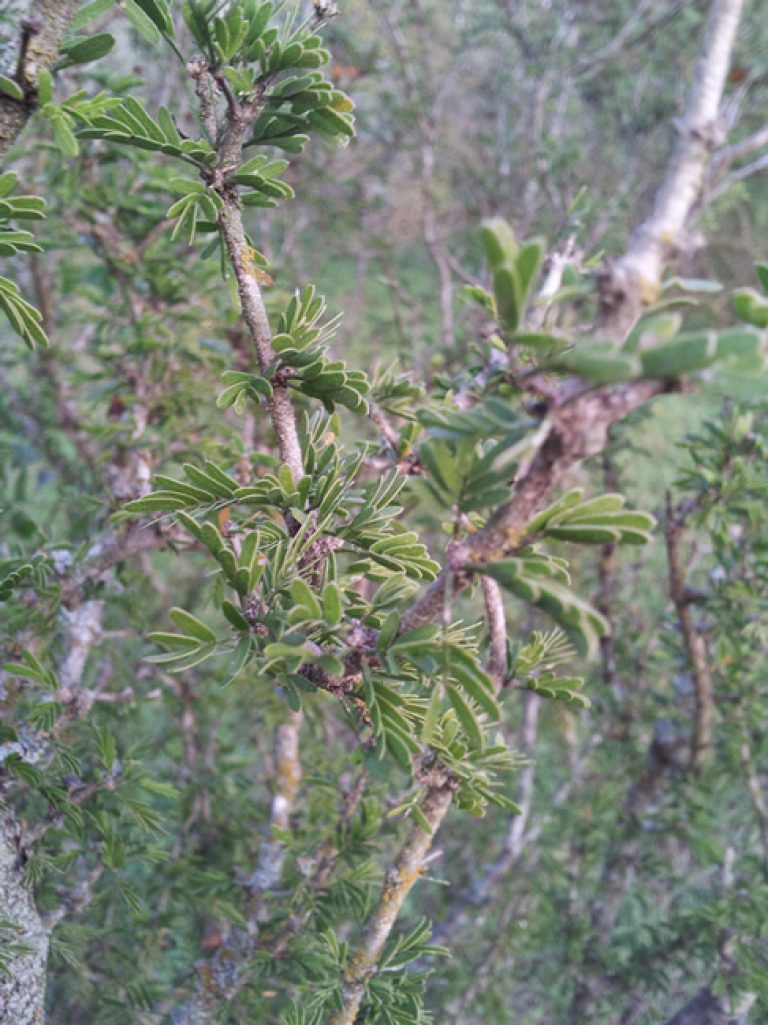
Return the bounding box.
[217,200,304,481]
[430,694,540,953]
[577,2,688,81]
[246,715,302,895]
[714,121,768,168]
[576,0,654,78]
[42,863,105,930]
[599,0,745,334]
[0,555,114,1023]
[665,494,714,771]
[62,523,173,603]
[481,576,507,689]
[709,149,768,202]
[166,717,301,1023]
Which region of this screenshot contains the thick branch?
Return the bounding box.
[599,0,745,334]
[0,0,81,159]
[0,823,48,1025]
[401,379,666,633]
[1,579,110,1024]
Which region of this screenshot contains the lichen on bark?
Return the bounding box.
[0,822,49,1024]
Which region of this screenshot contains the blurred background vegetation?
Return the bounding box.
[3,2,768,1023]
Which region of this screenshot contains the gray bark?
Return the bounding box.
[599,0,745,335]
[0,821,48,1024]
[0,0,81,160]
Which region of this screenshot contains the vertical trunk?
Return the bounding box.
[0,822,48,1024]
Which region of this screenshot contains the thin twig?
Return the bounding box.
[327,773,456,1025]
[665,493,715,772]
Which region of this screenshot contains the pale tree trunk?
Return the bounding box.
[1,600,105,1022]
[599,0,745,336]
[0,820,49,1023]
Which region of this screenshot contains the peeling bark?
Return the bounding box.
[480,576,507,689]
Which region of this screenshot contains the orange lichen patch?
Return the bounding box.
[505,525,523,549]
[637,276,661,306]
[277,754,301,801]
[244,246,273,285]
[330,64,361,82]
[349,695,372,725]
[344,952,369,981]
[217,506,231,533]
[253,266,274,286]
[330,786,453,1023]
